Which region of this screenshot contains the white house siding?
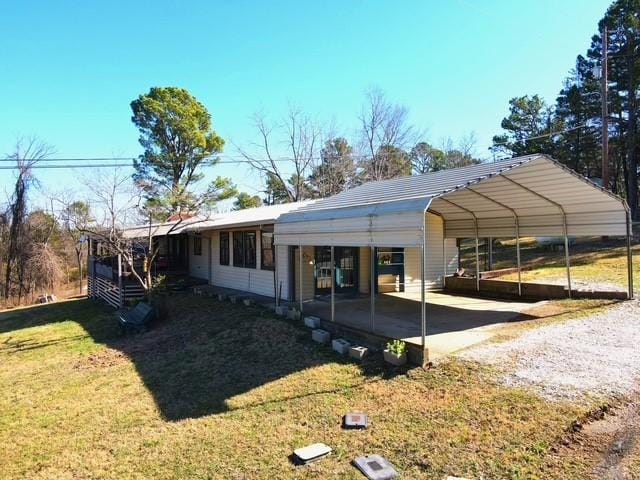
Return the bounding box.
[404,213,457,291]
[188,234,210,281]
[209,229,280,299]
[275,245,289,302]
[293,246,315,302]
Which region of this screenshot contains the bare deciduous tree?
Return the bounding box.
[80,168,210,292]
[60,199,92,294]
[238,106,321,202]
[3,137,54,300]
[358,87,417,181]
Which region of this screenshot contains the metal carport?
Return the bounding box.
[274,154,634,361]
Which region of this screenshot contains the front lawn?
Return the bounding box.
[0,295,610,479]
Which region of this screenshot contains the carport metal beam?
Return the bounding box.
[331,246,335,322]
[438,197,481,291]
[625,205,635,299]
[498,174,573,299]
[299,245,303,312]
[370,246,375,332]
[466,186,522,297]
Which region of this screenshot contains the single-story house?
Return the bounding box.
[88,154,634,362]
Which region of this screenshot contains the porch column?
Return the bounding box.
[370,246,375,332]
[330,246,335,322]
[299,245,303,313]
[117,253,123,308]
[626,209,634,299]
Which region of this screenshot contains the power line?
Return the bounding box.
[491,124,593,148]
[0,163,135,170]
[0,152,420,163]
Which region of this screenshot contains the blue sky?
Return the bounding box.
[0,0,611,209]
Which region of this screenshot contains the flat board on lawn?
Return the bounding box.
[292,443,332,465]
[343,412,368,429]
[352,454,398,480]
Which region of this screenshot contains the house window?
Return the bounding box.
[193,236,202,256]
[233,231,256,268]
[219,232,229,265]
[261,231,275,271]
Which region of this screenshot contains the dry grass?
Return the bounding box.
[460,236,638,293]
[0,294,621,479]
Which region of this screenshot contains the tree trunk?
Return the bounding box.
[76,249,83,294]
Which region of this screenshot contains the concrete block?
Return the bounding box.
[304,316,321,328]
[243,298,255,306]
[217,293,228,302]
[349,345,368,361]
[312,329,330,344]
[274,305,288,316]
[287,308,301,321]
[332,338,351,355]
[229,295,239,304]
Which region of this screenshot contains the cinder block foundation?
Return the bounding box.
[312,329,331,344]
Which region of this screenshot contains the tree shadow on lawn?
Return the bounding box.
[0,296,394,421]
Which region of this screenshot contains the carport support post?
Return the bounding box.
[474,222,480,292]
[563,226,572,299]
[516,219,522,297]
[420,243,426,351]
[298,245,303,313]
[370,246,375,332]
[330,246,335,322]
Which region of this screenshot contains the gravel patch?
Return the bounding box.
[460,300,640,401]
[528,277,624,292]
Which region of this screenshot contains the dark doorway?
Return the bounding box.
[314,247,359,295]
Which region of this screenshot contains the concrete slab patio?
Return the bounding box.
[303,291,537,361]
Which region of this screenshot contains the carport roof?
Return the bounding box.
[276,154,629,238]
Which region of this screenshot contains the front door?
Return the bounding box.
[314,247,359,295]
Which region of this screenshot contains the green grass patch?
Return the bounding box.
[0,296,608,479]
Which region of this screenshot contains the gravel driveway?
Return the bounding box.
[460,300,640,401]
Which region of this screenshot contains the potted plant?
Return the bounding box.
[383,339,407,366]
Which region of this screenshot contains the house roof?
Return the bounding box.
[121,217,207,239]
[184,201,315,232]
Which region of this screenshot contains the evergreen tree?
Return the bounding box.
[308,137,358,197]
[131,87,236,218]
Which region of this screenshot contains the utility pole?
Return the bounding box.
[601,26,609,190]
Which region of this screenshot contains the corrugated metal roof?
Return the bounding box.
[275,154,629,241]
[121,217,207,239]
[282,155,539,217]
[183,200,316,232]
